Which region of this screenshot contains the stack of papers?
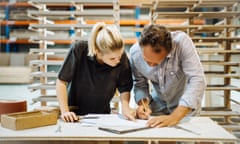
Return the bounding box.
[78,114,150,134]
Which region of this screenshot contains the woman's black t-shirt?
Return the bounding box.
[58,41,133,115]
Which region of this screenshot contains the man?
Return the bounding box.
[130,25,206,127]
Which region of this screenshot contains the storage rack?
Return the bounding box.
[142,0,240,135]
[27,0,120,106]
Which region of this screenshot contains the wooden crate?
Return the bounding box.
[1,111,58,130]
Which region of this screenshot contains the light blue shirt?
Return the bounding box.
[130,31,206,115]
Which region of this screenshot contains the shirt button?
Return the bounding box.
[161,86,164,89]
[170,72,174,75]
[159,77,162,80]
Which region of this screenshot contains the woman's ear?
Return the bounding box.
[96,48,105,57]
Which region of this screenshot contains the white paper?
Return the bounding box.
[79,114,147,127]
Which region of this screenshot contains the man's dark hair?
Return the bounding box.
[139,25,172,53]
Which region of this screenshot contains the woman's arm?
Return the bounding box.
[56,79,78,122]
[120,91,136,121]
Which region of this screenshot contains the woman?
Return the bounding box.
[56,22,135,122]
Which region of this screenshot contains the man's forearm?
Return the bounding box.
[170,105,192,122]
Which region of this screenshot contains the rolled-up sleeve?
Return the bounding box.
[129,43,152,104]
[178,33,206,110]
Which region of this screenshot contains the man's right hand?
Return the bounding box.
[61,111,79,122]
[136,105,152,120]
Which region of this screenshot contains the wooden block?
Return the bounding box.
[0,67,31,83]
[0,53,10,66]
[0,100,27,122]
[1,111,58,130]
[10,53,25,66]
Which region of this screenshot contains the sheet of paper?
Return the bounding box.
[79,114,147,127]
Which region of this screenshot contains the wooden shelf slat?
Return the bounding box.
[29,36,87,41]
[31,72,58,78]
[132,25,240,33]
[205,74,240,78]
[154,12,240,19]
[197,0,240,8]
[222,125,240,131]
[142,0,197,8]
[28,10,114,17]
[192,37,240,42]
[29,24,93,30]
[32,96,57,102]
[206,85,240,90]
[30,48,68,53]
[197,49,240,54]
[29,0,115,5]
[201,61,240,66]
[30,60,63,66]
[200,111,240,116]
[28,83,56,90]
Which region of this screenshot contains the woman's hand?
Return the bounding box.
[61,111,79,122]
[122,106,136,121]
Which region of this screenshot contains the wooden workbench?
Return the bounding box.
[0,116,238,144]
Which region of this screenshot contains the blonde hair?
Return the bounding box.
[88,22,123,57]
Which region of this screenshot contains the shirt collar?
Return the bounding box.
[166,52,172,58]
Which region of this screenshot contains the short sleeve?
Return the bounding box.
[57,41,86,82]
[117,53,133,93]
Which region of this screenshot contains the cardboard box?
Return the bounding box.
[1,111,58,130]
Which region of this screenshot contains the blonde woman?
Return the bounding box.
[56,22,135,122]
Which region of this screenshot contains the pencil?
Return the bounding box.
[141,99,147,112]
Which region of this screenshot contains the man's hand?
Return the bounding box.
[61,111,79,122]
[146,106,192,127]
[122,106,136,121]
[136,105,152,120]
[147,115,178,127]
[136,98,152,120]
